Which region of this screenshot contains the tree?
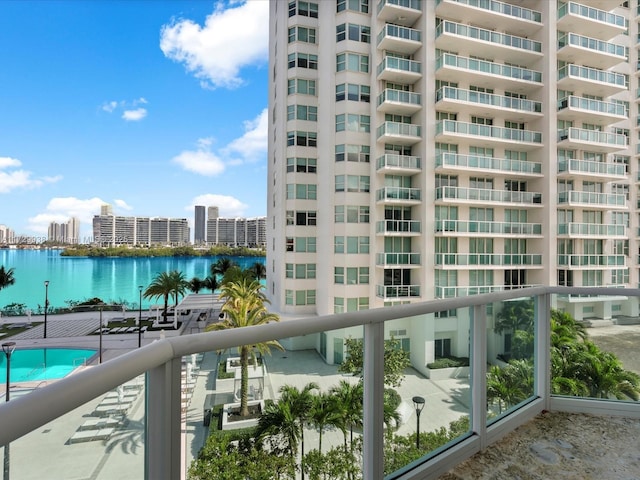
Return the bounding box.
[0,266,16,292]
[210,257,236,279]
[167,270,189,307]
[202,275,219,293]
[329,380,363,453]
[143,270,188,320]
[309,392,338,453]
[249,261,266,280]
[494,299,535,360]
[189,277,204,294]
[205,278,283,417]
[338,337,410,388]
[256,399,300,459]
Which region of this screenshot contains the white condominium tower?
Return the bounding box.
[268,0,638,332]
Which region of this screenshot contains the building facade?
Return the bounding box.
[93,215,190,246]
[206,216,267,247]
[268,0,639,361]
[194,205,206,244]
[48,217,80,244]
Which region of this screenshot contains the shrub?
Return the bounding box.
[427,356,470,369]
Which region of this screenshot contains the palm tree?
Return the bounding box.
[256,399,299,458]
[210,257,236,280]
[329,381,363,452]
[202,275,219,293]
[167,270,189,307]
[0,266,16,292]
[249,261,266,280]
[310,391,337,453]
[189,277,204,294]
[143,270,188,320]
[205,278,283,417]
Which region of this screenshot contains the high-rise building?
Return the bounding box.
[93,215,190,246]
[206,216,267,247]
[100,204,113,216]
[194,206,206,244]
[207,206,219,220]
[48,217,80,244]
[268,2,637,333]
[0,225,15,244]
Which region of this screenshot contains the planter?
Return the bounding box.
[425,366,470,380]
[221,400,264,430]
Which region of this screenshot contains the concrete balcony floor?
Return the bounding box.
[440,410,640,479]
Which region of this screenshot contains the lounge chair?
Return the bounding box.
[68,428,114,444]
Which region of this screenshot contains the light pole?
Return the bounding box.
[43,280,49,339]
[138,285,143,348]
[412,395,425,450]
[99,307,103,364]
[3,341,16,480]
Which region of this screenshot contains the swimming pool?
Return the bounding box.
[0,348,98,383]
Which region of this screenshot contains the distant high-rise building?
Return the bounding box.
[207,206,219,220]
[206,216,266,247]
[48,217,80,244]
[100,204,113,216]
[93,215,190,247]
[0,225,15,244]
[194,206,206,244]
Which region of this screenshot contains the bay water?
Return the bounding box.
[0,249,265,312]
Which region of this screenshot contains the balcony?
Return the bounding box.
[434,283,540,297]
[377,121,421,145]
[376,24,422,55]
[377,0,422,27]
[557,254,627,268]
[557,96,627,125]
[434,253,543,268]
[376,219,421,235]
[557,190,628,209]
[434,0,542,36]
[375,283,421,298]
[436,186,543,206]
[376,252,421,266]
[557,32,626,69]
[376,153,421,173]
[376,186,421,204]
[377,88,422,115]
[436,86,542,120]
[435,219,543,237]
[557,2,627,40]
[557,127,628,153]
[557,223,627,238]
[435,152,542,177]
[557,64,627,97]
[557,158,627,179]
[1,287,639,480]
[436,120,542,149]
[376,56,422,83]
[435,20,543,64]
[436,53,542,91]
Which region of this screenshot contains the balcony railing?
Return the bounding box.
[435,219,542,235]
[377,0,422,26]
[558,2,626,29]
[558,64,626,88]
[1,287,639,480]
[434,284,541,297]
[558,127,627,148]
[376,186,422,202]
[436,186,543,205]
[378,0,421,13]
[435,253,543,266]
[557,223,626,237]
[436,86,542,114]
[436,152,542,175]
[558,95,626,117]
[376,219,421,234]
[377,24,421,54]
[558,32,626,58]
[377,88,422,113]
[376,252,421,265]
[436,53,542,83]
[377,121,421,143]
[377,153,421,171]
[558,158,627,177]
[436,20,542,53]
[557,190,627,207]
[375,284,421,298]
[557,254,627,267]
[435,0,542,23]
[436,120,543,144]
[376,56,421,77]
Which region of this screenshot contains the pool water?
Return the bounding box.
[0,348,97,383]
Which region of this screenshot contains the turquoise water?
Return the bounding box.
[0,348,97,383]
[0,249,265,311]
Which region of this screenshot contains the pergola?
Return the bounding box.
[168,293,224,328]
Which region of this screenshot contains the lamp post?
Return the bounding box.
[3,341,16,480]
[412,395,425,450]
[43,280,49,339]
[138,286,143,348]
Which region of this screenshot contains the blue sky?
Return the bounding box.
[0,0,269,241]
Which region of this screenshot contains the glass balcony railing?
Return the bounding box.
[377,89,422,108]
[436,120,543,144]
[557,190,627,207]
[435,0,541,23]
[376,219,422,234]
[436,152,542,175]
[378,0,421,12]
[435,253,543,266]
[558,32,626,58]
[376,252,421,265]
[558,128,628,148]
[436,53,542,83]
[377,154,421,170]
[558,159,626,176]
[558,64,626,88]
[436,186,543,204]
[557,254,627,267]
[558,96,626,117]
[436,87,542,113]
[375,284,421,298]
[437,20,542,52]
[558,2,626,29]
[376,186,421,201]
[557,223,626,236]
[377,23,421,45]
[376,56,422,76]
[377,121,421,139]
[435,219,542,235]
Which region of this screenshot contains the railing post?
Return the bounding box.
[146,357,182,480]
[363,322,384,479]
[471,304,487,449]
[535,294,552,410]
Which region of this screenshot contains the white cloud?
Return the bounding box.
[172,146,225,177]
[122,108,148,121]
[0,157,61,194]
[223,109,267,164]
[160,1,268,89]
[113,199,133,210]
[101,100,120,113]
[27,197,107,234]
[189,194,248,217]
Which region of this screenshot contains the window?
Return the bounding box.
[287,131,317,147]
[336,267,369,284]
[336,23,370,43]
[336,53,369,73]
[288,53,318,69]
[335,175,370,192]
[336,114,370,132]
[288,26,316,44]
[335,83,370,102]
[287,104,318,122]
[335,144,370,162]
[286,290,316,305]
[288,78,317,96]
[336,0,368,13]
[334,236,369,253]
[286,157,317,173]
[435,339,451,358]
[286,210,317,226]
[295,263,316,279]
[286,184,317,200]
[289,1,318,17]
[294,237,316,252]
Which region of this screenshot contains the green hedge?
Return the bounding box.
[427,356,470,369]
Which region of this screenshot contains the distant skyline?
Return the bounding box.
[0,1,268,240]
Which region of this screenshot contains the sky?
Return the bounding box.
[0,0,269,242]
